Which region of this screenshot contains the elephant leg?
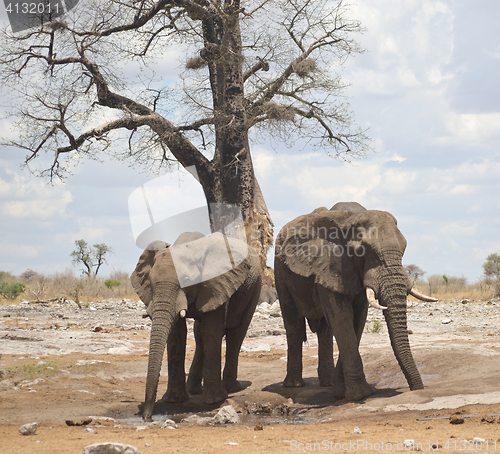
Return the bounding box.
[223,287,259,393]
[200,306,228,405]
[318,286,373,401]
[278,281,306,387]
[186,320,204,395]
[162,316,189,403]
[335,297,369,398]
[316,318,335,387]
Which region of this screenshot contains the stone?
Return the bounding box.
[441,318,453,324]
[214,405,240,424]
[450,414,464,424]
[83,442,140,454]
[403,440,415,449]
[181,414,213,426]
[0,379,12,390]
[160,419,177,429]
[353,426,362,434]
[19,422,38,435]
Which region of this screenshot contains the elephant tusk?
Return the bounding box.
[366,287,388,310]
[179,310,186,318]
[409,288,438,302]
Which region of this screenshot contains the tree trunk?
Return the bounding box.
[193,3,273,268]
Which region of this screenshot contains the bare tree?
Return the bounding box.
[70,239,112,277]
[404,264,426,286]
[0,0,369,264]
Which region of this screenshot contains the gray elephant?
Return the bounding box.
[258,283,278,305]
[131,231,261,421]
[274,202,436,401]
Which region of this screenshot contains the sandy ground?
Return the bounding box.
[1,297,500,453]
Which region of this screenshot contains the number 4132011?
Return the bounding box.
[5,2,60,14]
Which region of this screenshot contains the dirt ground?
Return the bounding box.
[1,298,500,453]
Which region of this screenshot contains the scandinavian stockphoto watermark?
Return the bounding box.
[3,0,79,33]
[288,438,496,451]
[275,223,380,260]
[128,166,248,288]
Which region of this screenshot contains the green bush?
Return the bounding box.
[104,279,121,290]
[0,282,26,299]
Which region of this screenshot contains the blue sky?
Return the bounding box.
[1,0,500,283]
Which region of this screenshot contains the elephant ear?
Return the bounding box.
[194,235,256,313]
[131,240,169,307]
[277,210,363,296]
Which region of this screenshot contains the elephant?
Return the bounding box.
[258,283,278,305]
[131,231,262,421]
[274,202,437,401]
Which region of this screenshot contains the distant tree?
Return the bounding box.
[427,274,442,297]
[0,271,15,283]
[442,274,448,291]
[483,253,500,296]
[0,282,26,299]
[404,264,426,286]
[483,254,500,279]
[104,279,121,291]
[20,269,40,282]
[70,240,112,278]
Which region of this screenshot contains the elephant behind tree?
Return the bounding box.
[131,231,262,421]
[274,202,436,401]
[258,283,278,305]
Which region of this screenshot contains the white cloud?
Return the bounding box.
[437,112,500,146]
[0,171,72,220]
[0,242,40,259]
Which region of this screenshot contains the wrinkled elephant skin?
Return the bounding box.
[275,202,427,402]
[131,231,261,421]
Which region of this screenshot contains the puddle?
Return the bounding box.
[116,409,320,426]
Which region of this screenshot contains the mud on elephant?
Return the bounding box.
[131,231,261,421]
[274,202,436,401]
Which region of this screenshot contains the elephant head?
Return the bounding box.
[275,204,436,391]
[131,232,252,420]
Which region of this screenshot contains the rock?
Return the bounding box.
[403,440,415,449]
[83,442,140,454]
[0,379,12,390]
[181,414,213,426]
[19,422,37,435]
[353,426,362,434]
[160,419,177,429]
[450,414,464,424]
[107,346,131,355]
[65,418,92,426]
[214,405,240,424]
[473,437,486,444]
[442,318,453,324]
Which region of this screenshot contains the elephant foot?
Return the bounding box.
[223,379,242,394]
[186,379,203,395]
[202,385,228,405]
[345,381,374,401]
[142,400,155,422]
[283,374,305,388]
[333,382,346,400]
[318,367,335,387]
[162,387,189,403]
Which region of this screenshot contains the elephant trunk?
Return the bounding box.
[143,283,178,421]
[379,255,424,391]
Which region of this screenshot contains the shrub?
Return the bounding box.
[0,282,26,299]
[104,279,121,290]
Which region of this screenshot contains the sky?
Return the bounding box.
[1,0,500,284]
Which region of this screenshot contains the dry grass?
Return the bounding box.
[410,277,496,302]
[0,269,138,306]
